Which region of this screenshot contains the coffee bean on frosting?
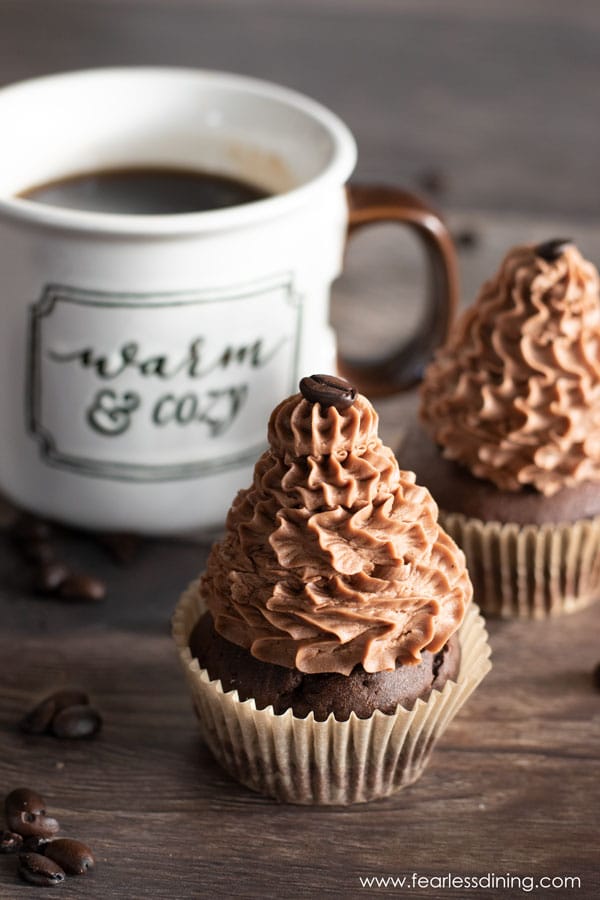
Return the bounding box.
[299,374,357,410]
[534,238,573,262]
[4,789,60,839]
[18,852,65,887]
[51,704,102,740]
[44,838,95,875]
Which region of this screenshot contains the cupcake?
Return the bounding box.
[401,238,600,618]
[173,374,491,805]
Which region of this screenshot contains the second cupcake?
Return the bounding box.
[401,239,600,618]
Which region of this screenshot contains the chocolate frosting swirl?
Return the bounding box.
[200,392,472,675]
[421,243,600,496]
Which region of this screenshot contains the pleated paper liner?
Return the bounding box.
[441,511,600,619]
[172,581,492,806]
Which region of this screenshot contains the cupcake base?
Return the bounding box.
[441,511,600,619]
[189,611,461,722]
[172,582,491,806]
[399,426,600,618]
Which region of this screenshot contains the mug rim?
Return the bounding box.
[0,66,358,236]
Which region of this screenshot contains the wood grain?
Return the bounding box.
[0,521,599,899]
[0,2,600,897]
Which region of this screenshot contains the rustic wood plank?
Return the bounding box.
[0,2,599,896]
[0,530,598,898]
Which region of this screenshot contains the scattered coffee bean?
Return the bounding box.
[3,790,96,887]
[534,237,573,262]
[33,560,71,595]
[57,572,107,602]
[7,813,60,841]
[8,509,108,604]
[52,704,102,740]
[45,838,95,875]
[5,789,60,840]
[299,374,357,411]
[5,788,46,819]
[49,688,90,712]
[18,852,65,887]
[592,661,600,690]
[22,835,50,854]
[0,830,23,854]
[19,696,57,735]
[20,689,90,735]
[416,167,448,195]
[4,789,59,840]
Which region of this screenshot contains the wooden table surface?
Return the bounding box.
[1,2,600,898]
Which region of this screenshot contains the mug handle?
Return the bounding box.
[337,183,459,397]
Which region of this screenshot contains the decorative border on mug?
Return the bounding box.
[27,275,302,482]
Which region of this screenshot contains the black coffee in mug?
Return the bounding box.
[18,167,269,214]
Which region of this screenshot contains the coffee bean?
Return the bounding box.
[57,573,106,602]
[52,704,102,740]
[0,830,23,854]
[50,688,90,711]
[299,374,357,411]
[534,238,573,262]
[20,689,90,735]
[45,838,95,875]
[4,788,60,839]
[22,835,50,854]
[7,812,60,840]
[33,560,70,594]
[19,696,57,735]
[592,661,600,690]
[5,788,47,819]
[18,852,65,887]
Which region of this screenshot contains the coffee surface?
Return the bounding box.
[18,167,269,214]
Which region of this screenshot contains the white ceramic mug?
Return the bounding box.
[0,67,457,534]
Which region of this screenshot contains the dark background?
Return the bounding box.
[2,0,599,218]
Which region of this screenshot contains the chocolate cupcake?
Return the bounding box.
[402,239,600,618]
[173,376,491,805]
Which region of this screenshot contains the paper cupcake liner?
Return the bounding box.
[172,582,492,805]
[441,511,600,619]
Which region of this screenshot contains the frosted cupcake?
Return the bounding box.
[173,375,491,804]
[401,239,600,618]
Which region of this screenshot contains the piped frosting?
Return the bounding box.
[420,242,600,496]
[201,392,471,675]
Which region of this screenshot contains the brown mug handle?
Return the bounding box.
[337,183,458,397]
